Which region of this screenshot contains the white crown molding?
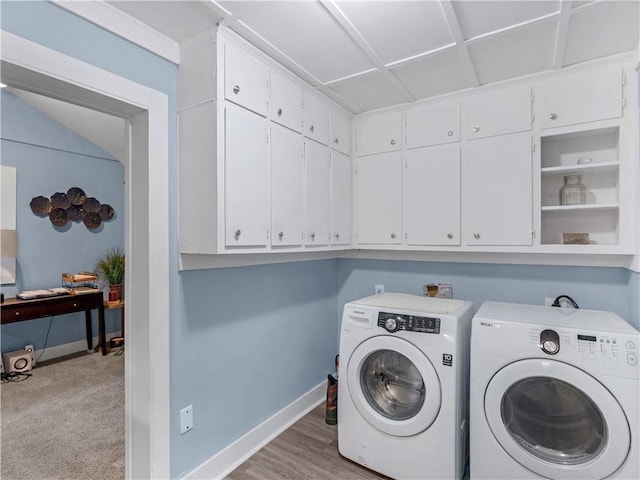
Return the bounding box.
[51,0,180,65]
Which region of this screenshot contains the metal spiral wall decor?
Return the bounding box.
[30,187,115,230]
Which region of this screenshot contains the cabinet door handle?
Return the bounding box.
[390,233,396,239]
[310,232,315,240]
[447,233,453,239]
[390,139,396,145]
[309,125,315,133]
[277,108,283,117]
[335,233,340,240]
[474,232,480,239]
[278,231,284,241]
[234,229,241,240]
[233,85,240,95]
[472,126,480,133]
[334,138,339,144]
[447,130,453,136]
[15,312,20,317]
[549,113,558,120]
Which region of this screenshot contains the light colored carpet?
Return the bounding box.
[1,351,124,480]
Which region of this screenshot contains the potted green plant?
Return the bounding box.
[96,248,125,302]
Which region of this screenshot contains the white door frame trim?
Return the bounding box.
[1,31,171,479]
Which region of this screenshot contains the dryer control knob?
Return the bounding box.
[540,329,560,355]
[384,318,398,332]
[542,340,559,354]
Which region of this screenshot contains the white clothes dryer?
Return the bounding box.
[338,293,473,480]
[470,301,639,480]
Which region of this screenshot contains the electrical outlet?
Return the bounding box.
[545,298,554,307]
[375,284,384,295]
[180,405,193,434]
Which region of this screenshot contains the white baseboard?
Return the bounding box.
[33,331,122,364]
[183,381,326,480]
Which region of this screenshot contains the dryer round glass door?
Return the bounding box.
[484,359,631,479]
[346,335,441,437]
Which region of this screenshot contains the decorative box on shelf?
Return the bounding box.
[61,272,98,290]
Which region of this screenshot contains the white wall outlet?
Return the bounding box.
[180,405,193,434]
[375,284,384,295]
[545,297,554,307]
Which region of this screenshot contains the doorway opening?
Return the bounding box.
[1,31,171,478]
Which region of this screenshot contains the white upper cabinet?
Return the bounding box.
[270,70,303,133]
[404,145,460,246]
[538,65,623,130]
[224,42,269,116]
[305,140,331,246]
[304,93,330,145]
[331,151,352,246]
[270,123,304,247]
[355,152,402,244]
[463,85,532,140]
[224,103,270,247]
[405,102,461,149]
[462,132,533,246]
[330,109,352,155]
[356,112,402,156]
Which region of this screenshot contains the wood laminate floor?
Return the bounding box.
[226,405,389,480]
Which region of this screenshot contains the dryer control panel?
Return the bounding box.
[378,312,441,334]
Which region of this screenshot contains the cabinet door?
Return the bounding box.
[356,112,402,156]
[404,145,460,245]
[270,70,303,133]
[355,152,402,244]
[405,102,460,148]
[304,93,330,145]
[271,123,304,247]
[463,85,531,140]
[330,109,352,155]
[462,133,532,246]
[224,42,269,116]
[331,151,352,246]
[538,66,623,129]
[305,140,331,245]
[225,103,269,247]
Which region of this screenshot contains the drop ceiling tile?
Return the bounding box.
[563,1,639,66]
[336,1,454,64]
[235,1,374,83]
[452,0,560,40]
[329,72,409,112]
[107,1,222,42]
[391,48,474,100]
[468,17,557,84]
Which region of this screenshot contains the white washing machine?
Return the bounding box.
[338,293,473,479]
[470,301,639,479]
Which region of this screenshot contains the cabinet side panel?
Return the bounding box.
[178,102,218,254]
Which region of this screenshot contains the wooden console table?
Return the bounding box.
[1,291,107,355]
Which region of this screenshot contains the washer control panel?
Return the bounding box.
[378,312,440,334]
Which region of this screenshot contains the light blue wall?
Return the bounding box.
[337,259,638,329]
[175,260,338,473]
[1,90,124,352]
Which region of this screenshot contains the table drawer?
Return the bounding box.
[1,303,47,323]
[47,295,99,316]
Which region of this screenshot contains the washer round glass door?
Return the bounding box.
[484,359,631,479]
[347,335,441,437]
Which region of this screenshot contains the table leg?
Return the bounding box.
[98,303,107,355]
[85,310,93,351]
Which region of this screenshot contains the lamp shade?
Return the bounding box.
[0,229,17,257]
